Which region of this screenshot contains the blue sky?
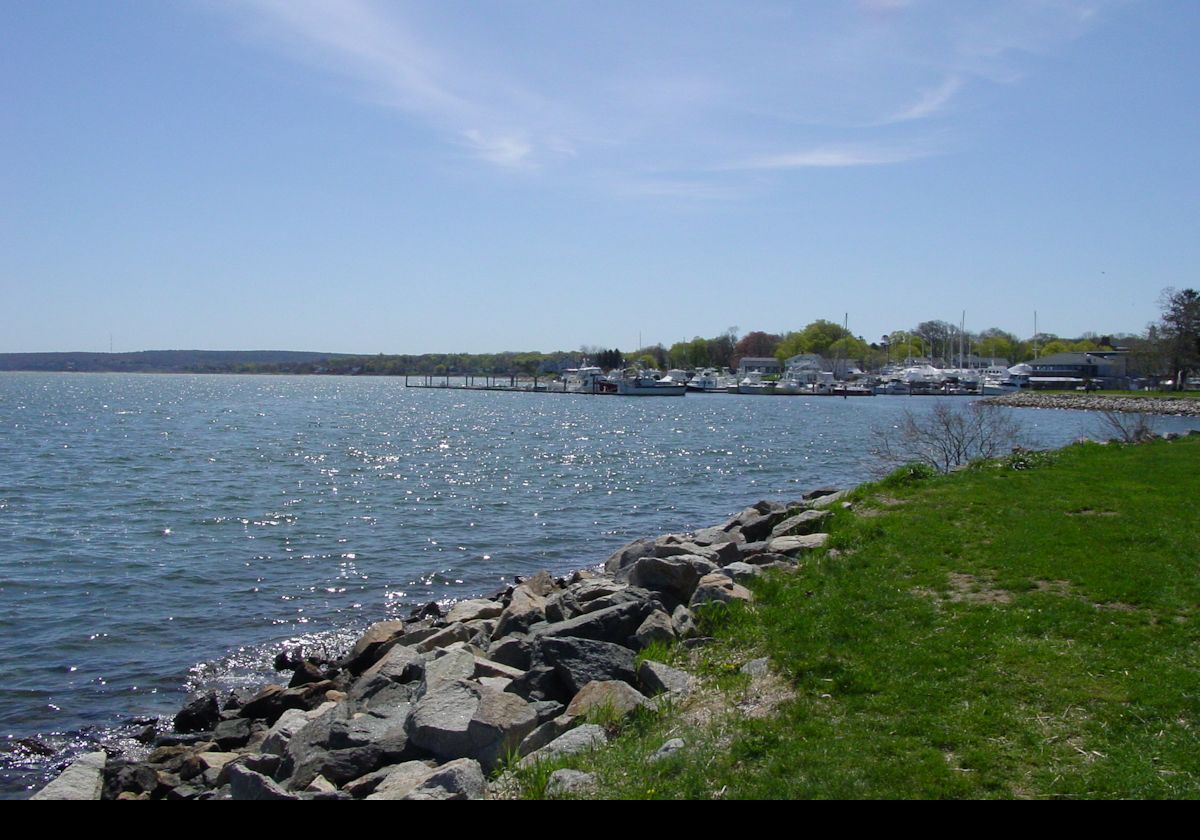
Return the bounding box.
[3,0,1197,354]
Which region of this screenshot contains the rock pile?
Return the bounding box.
[983,392,1200,416]
[35,489,844,800]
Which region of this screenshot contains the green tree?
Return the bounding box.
[1159,287,1200,389]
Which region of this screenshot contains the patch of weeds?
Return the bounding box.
[971,448,1060,472]
[583,698,625,735]
[635,638,678,670]
[880,461,939,488]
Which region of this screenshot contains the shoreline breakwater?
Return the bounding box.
[31,487,847,800]
[983,391,1200,416]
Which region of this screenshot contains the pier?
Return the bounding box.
[403,374,604,394]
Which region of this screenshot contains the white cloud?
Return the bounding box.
[217,1,1115,188]
[886,76,964,123]
[461,130,535,170]
[731,144,934,170]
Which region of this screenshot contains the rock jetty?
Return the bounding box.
[35,488,846,800]
[983,391,1200,416]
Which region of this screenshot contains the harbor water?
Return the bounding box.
[2,372,1196,795]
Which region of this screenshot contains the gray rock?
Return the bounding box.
[260,708,309,756]
[173,692,220,734]
[478,676,513,693]
[803,486,840,500]
[341,620,407,674]
[492,586,548,640]
[290,744,388,789]
[532,599,654,647]
[351,675,419,710]
[545,768,595,798]
[768,533,831,556]
[654,541,721,563]
[547,578,629,622]
[406,679,537,771]
[740,551,795,567]
[359,643,425,684]
[413,622,473,654]
[305,775,338,795]
[518,715,580,758]
[565,680,647,720]
[400,758,487,800]
[422,648,478,694]
[343,764,416,798]
[649,738,686,762]
[213,717,251,751]
[504,664,567,703]
[520,570,558,597]
[328,709,411,757]
[637,660,694,698]
[447,598,504,624]
[227,764,301,801]
[488,635,533,670]
[690,572,754,608]
[809,489,850,508]
[671,604,698,639]
[627,555,719,608]
[738,512,777,542]
[363,760,445,800]
[604,536,657,578]
[633,609,677,649]
[241,752,282,777]
[532,700,565,723]
[721,561,762,583]
[405,680,478,759]
[472,655,526,681]
[577,586,659,615]
[690,526,739,546]
[31,750,106,800]
[769,509,832,539]
[536,636,638,695]
[519,724,607,767]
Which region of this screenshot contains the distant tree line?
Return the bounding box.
[4,290,1195,386]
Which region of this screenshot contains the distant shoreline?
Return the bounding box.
[983,391,1200,416]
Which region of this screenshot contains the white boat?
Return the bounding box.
[561,367,615,394]
[686,368,734,393]
[615,371,686,396]
[736,371,776,395]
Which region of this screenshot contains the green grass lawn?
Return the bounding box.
[512,437,1200,799]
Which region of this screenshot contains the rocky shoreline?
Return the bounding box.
[31,488,847,800]
[983,391,1200,416]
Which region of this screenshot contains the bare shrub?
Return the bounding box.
[1095,410,1159,443]
[871,402,1027,474]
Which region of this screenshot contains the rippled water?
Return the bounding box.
[2,373,1195,795]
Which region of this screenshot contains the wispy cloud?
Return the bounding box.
[216,1,1115,190]
[460,130,535,169]
[730,143,935,171]
[230,0,560,169]
[886,76,964,123]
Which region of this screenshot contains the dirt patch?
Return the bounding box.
[946,572,1013,605]
[1034,579,1073,596]
[1065,507,1118,517]
[914,572,1017,605]
[1094,601,1138,612]
[677,653,795,731]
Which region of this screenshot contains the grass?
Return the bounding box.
[531,436,1200,798]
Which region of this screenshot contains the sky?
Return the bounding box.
[2,0,1198,355]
